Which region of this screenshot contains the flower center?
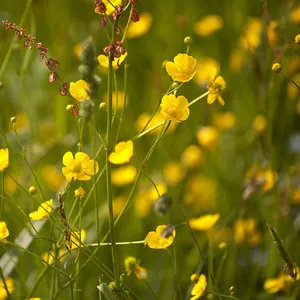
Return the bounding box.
[72,163,82,173]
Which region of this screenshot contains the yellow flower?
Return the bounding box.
[4,175,17,196]
[42,165,65,191]
[166,53,197,82]
[0,149,9,172]
[267,20,279,48]
[252,115,267,135]
[264,277,284,294]
[191,274,207,299]
[194,15,223,36]
[295,34,300,44]
[111,165,136,186]
[69,80,91,102]
[29,200,53,221]
[189,214,220,231]
[73,42,83,59]
[181,145,204,169]
[68,229,86,251]
[75,187,85,199]
[124,256,148,280]
[196,126,220,150]
[240,18,262,50]
[290,6,300,24]
[194,57,220,85]
[95,0,122,16]
[145,225,175,249]
[229,50,246,73]
[207,68,226,106]
[42,249,65,264]
[213,112,236,130]
[29,298,41,300]
[233,218,261,246]
[163,162,186,185]
[109,140,134,165]
[62,151,99,181]
[104,91,128,110]
[160,94,190,122]
[135,112,177,135]
[111,196,126,218]
[97,53,127,70]
[0,278,14,299]
[0,222,9,243]
[127,12,152,39]
[135,183,167,217]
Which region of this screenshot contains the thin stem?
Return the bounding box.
[0,268,11,300]
[143,280,159,300]
[86,240,145,247]
[188,91,210,107]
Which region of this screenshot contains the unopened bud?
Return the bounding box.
[153,193,173,216]
[28,186,37,195]
[295,34,300,44]
[10,117,17,123]
[66,105,74,112]
[272,63,282,73]
[184,36,192,45]
[190,273,198,282]
[229,286,236,295]
[99,102,107,110]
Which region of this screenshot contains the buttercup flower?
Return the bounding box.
[160,94,190,122]
[42,165,65,191]
[0,277,14,299]
[0,221,9,243]
[68,229,86,251]
[163,162,186,185]
[213,112,236,130]
[181,145,204,169]
[252,115,267,135]
[166,53,197,82]
[0,149,9,172]
[97,53,127,70]
[29,199,53,221]
[191,274,207,299]
[62,151,99,181]
[42,249,65,264]
[207,68,226,106]
[194,15,223,36]
[124,256,148,280]
[111,165,137,186]
[145,225,175,249]
[290,6,300,24]
[189,214,220,231]
[69,80,91,102]
[95,0,122,16]
[233,218,261,246]
[75,187,85,199]
[127,12,152,39]
[240,18,262,50]
[104,91,129,110]
[109,140,134,165]
[196,126,220,150]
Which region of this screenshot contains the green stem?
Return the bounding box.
[106,20,120,287]
[143,280,159,300]
[0,268,11,300]
[86,240,145,247]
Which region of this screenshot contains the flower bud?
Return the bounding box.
[184,36,192,45]
[190,273,199,282]
[99,102,107,110]
[153,193,173,216]
[272,63,282,73]
[10,117,17,123]
[295,34,300,44]
[66,104,74,112]
[229,286,236,295]
[28,186,37,195]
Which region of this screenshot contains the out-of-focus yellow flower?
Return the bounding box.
[69,80,90,102]
[160,94,190,122]
[127,12,152,39]
[109,140,134,165]
[95,0,122,15]
[163,162,186,185]
[29,200,53,221]
[240,18,262,50]
[69,229,86,251]
[295,34,300,44]
[194,15,223,37]
[189,214,220,231]
[4,175,17,196]
[196,126,220,150]
[145,225,175,249]
[233,218,261,246]
[290,6,300,24]
[42,249,65,264]
[75,187,85,199]
[0,278,14,299]
[213,112,236,130]
[112,196,126,218]
[29,298,41,300]
[191,274,207,299]
[135,112,177,135]
[42,165,65,191]
[287,73,300,100]
[135,183,167,217]
[166,53,197,82]
[287,56,300,75]
[111,165,136,186]
[62,152,99,181]
[252,115,267,135]
[267,20,279,48]
[0,149,9,172]
[104,91,128,110]
[73,42,82,59]
[0,221,9,243]
[181,145,204,169]
[194,57,220,85]
[229,50,246,73]
[207,68,226,106]
[97,53,127,70]
[124,256,148,280]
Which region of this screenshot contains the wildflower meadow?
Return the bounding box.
[0,0,300,299]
